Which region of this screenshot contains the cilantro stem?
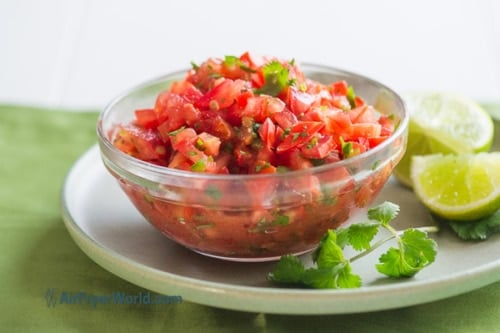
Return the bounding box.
[348,225,439,263]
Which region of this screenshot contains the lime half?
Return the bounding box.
[394,92,494,187]
[411,153,500,221]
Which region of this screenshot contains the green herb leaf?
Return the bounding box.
[313,230,345,269]
[346,85,356,109]
[223,55,239,67]
[190,61,199,70]
[249,214,290,233]
[339,136,353,158]
[301,267,337,289]
[268,255,305,284]
[223,55,256,73]
[168,126,186,137]
[347,222,381,251]
[335,263,362,288]
[254,61,292,97]
[443,211,500,240]
[191,159,206,172]
[376,229,437,278]
[302,263,361,289]
[376,247,419,277]
[204,185,221,201]
[368,201,400,225]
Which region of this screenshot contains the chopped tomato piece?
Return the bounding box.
[287,86,315,116]
[134,109,158,129]
[258,117,276,149]
[277,121,324,153]
[196,132,221,156]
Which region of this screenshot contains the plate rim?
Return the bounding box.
[60,145,500,314]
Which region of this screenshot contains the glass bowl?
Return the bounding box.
[97,64,408,262]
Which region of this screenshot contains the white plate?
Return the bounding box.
[61,145,500,314]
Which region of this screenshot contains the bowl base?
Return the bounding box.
[190,247,316,262]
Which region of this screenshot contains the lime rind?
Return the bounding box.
[411,153,500,221]
[394,92,494,187]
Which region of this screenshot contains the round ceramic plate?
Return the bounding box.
[61,145,500,314]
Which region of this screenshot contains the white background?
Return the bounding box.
[1,0,499,110]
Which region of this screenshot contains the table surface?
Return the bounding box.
[1,1,500,332]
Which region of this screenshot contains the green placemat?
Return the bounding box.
[0,104,499,332]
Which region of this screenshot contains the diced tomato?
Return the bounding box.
[379,115,395,136]
[315,108,353,138]
[354,96,365,108]
[113,125,167,162]
[287,86,315,116]
[258,117,276,149]
[168,151,191,170]
[196,132,221,156]
[195,79,249,110]
[134,109,158,129]
[237,95,286,122]
[272,109,298,130]
[276,121,325,153]
[233,144,255,169]
[253,160,277,174]
[368,136,390,148]
[330,80,349,96]
[169,80,203,103]
[278,148,314,170]
[299,135,336,159]
[195,115,234,141]
[256,146,277,167]
[349,123,382,139]
[155,92,200,132]
[349,105,377,123]
[239,51,265,69]
[169,127,197,149]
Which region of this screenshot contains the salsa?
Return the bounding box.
[113,52,395,174]
[109,52,400,260]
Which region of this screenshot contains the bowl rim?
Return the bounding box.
[97,62,408,181]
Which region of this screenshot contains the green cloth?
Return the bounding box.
[0,104,499,332]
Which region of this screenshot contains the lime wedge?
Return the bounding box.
[411,153,500,221]
[394,92,494,187]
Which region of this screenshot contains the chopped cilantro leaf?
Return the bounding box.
[276,166,290,173]
[190,61,199,70]
[223,55,239,66]
[191,159,206,172]
[249,213,290,233]
[346,85,356,109]
[205,185,222,201]
[339,137,353,158]
[168,126,186,136]
[254,61,292,97]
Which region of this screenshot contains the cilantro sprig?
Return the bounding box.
[268,202,439,289]
[254,61,295,97]
[434,211,500,241]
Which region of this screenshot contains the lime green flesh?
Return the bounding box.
[394,92,494,187]
[411,153,500,221]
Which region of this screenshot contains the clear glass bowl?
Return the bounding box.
[97,64,408,262]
